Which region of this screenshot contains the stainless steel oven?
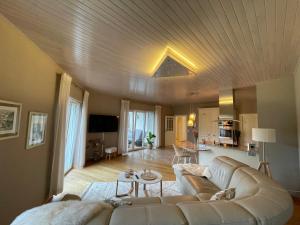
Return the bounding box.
[218,120,239,146]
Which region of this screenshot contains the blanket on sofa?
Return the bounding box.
[173,164,211,178]
[11,200,107,225]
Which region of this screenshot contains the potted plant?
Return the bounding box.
[146,132,156,149]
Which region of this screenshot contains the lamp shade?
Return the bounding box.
[252,128,276,143]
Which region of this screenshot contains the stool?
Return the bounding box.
[105,147,117,160]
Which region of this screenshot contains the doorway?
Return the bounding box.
[128,111,155,151]
[175,115,187,144]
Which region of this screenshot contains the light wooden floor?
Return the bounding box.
[64,148,176,196]
[64,148,299,225]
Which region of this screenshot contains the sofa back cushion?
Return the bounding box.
[208,156,247,190]
[228,167,259,199]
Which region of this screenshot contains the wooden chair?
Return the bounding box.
[172,144,192,164]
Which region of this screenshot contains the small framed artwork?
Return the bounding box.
[26,112,48,149]
[0,100,22,140]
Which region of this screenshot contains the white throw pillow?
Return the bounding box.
[210,188,236,201]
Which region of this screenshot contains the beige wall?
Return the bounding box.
[0,15,62,224]
[294,62,300,176]
[234,86,257,114]
[86,90,121,159]
[256,76,300,197]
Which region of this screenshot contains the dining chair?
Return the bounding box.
[172,144,192,164]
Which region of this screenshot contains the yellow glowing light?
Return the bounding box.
[189,113,196,121]
[219,97,234,105]
[187,119,194,127]
[151,47,197,75]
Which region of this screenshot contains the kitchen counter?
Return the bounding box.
[198,144,259,169]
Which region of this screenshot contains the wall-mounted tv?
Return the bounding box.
[88,114,119,133]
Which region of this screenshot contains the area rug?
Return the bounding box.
[81,181,181,201]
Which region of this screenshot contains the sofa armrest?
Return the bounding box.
[177,200,256,225]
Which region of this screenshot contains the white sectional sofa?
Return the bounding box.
[12,156,294,225]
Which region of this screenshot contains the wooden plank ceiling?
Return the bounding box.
[1,0,300,104]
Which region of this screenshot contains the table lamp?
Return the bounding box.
[252,128,276,178]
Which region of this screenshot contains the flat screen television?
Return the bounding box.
[88,114,119,133]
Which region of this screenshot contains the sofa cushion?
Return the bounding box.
[177,200,256,225]
[87,207,113,225]
[109,204,188,225]
[228,167,259,199]
[209,156,247,190]
[123,197,161,205]
[161,195,198,204]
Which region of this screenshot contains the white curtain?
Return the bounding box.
[49,73,72,196]
[154,105,162,148]
[74,90,89,169]
[118,100,130,155]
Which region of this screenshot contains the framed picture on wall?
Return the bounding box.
[26,112,48,149]
[0,100,22,140]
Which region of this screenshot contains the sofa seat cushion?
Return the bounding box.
[109,204,188,225]
[123,197,161,205]
[177,200,256,225]
[161,195,198,204]
[181,175,220,195]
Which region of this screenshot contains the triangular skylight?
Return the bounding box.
[153,56,194,78]
[152,47,197,78]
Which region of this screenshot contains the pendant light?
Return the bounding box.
[188,104,196,127]
[187,118,194,127]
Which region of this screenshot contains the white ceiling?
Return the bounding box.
[1,0,300,105]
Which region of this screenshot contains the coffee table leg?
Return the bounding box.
[135,182,139,197]
[160,180,162,197]
[115,180,119,196]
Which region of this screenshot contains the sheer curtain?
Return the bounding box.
[118,100,130,155]
[74,90,89,169]
[49,73,72,196]
[154,105,162,148]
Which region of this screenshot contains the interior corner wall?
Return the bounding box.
[0,15,62,224]
[256,76,300,196]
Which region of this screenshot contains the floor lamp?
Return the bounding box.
[252,128,276,178]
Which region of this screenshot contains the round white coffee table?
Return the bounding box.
[133,170,163,197]
[115,171,134,197]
